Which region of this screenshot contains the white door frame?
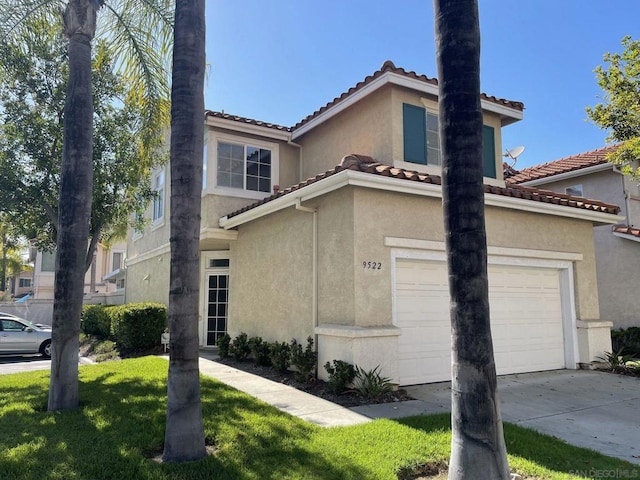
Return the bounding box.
[200,251,230,347]
[387,238,581,371]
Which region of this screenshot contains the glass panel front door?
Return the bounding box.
[206,273,229,346]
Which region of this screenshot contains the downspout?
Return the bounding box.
[287,138,303,182]
[613,166,632,225]
[294,198,318,360]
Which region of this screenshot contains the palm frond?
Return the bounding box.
[0,1,64,39]
[99,0,174,147]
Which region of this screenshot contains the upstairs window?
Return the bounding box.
[41,251,55,272]
[402,103,497,178]
[565,184,583,197]
[112,252,123,272]
[152,169,165,222]
[217,142,272,193]
[19,278,32,288]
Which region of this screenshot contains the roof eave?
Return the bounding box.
[518,162,613,187]
[206,116,292,142]
[219,170,623,229]
[613,231,640,243]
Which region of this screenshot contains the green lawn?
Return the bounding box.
[0,357,637,480]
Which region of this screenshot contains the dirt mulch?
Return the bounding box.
[215,357,413,408]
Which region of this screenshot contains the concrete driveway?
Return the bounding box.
[0,354,92,375]
[403,370,640,465]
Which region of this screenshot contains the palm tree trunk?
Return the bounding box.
[162,0,207,463]
[434,1,510,478]
[48,0,96,411]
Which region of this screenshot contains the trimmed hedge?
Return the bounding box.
[81,304,112,339]
[612,327,640,357]
[109,302,167,351]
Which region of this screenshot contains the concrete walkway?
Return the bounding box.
[197,353,640,465]
[198,357,371,427]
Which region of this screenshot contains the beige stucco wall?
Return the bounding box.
[124,251,170,305]
[532,170,639,328]
[296,85,394,180]
[295,83,506,185]
[345,188,600,326]
[229,184,607,381]
[228,207,314,342]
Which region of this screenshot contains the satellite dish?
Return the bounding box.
[503,146,525,166]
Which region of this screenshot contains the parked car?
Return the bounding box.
[0,314,52,358]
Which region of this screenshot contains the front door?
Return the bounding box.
[205,272,229,347]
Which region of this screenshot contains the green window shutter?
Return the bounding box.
[482,125,496,178]
[403,103,427,164]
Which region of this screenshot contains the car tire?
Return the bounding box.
[40,340,52,359]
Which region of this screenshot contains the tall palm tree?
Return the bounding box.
[433,0,510,478]
[0,0,173,411]
[162,0,206,463]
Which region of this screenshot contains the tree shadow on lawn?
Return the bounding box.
[0,357,373,480]
[397,414,639,478]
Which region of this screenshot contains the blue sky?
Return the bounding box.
[204,0,639,169]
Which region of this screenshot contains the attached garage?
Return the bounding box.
[395,256,570,386]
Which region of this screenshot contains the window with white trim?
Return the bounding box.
[565,184,583,197]
[19,278,32,288]
[403,103,497,178]
[112,252,123,272]
[152,169,165,222]
[216,141,272,193]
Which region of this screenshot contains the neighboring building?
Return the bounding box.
[506,145,640,329]
[126,61,623,385]
[32,241,126,305]
[7,269,33,298]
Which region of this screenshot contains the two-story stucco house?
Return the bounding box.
[125,61,623,385]
[506,145,640,330]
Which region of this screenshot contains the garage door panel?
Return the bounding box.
[396,260,566,386]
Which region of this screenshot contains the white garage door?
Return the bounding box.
[396,259,565,385]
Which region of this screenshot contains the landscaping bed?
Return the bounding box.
[215,356,414,407]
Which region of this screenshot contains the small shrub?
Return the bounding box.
[354,365,393,401]
[217,334,231,359]
[81,304,112,339]
[92,340,119,362]
[92,339,117,355]
[269,341,291,373]
[110,302,167,351]
[324,360,356,394]
[597,348,637,373]
[229,332,251,361]
[290,336,317,382]
[249,337,272,367]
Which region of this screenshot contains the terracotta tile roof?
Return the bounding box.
[205,61,524,136]
[613,224,640,238]
[205,110,292,133]
[293,60,524,131]
[225,155,620,219]
[506,145,619,184]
